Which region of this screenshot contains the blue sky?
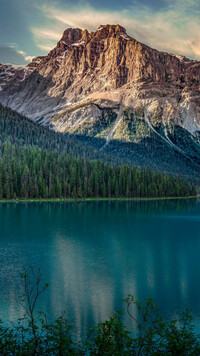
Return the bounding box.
[0,0,200,64]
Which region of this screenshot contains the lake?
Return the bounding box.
[0,199,200,339]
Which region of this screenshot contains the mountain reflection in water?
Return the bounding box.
[0,198,200,339]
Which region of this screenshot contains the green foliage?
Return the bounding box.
[0,140,195,199]
[135,119,150,139]
[0,269,200,355]
[150,109,162,129]
[51,100,97,121]
[0,104,197,200]
[86,312,133,355]
[69,107,117,137]
[1,103,200,183]
[0,104,101,160]
[123,296,200,355]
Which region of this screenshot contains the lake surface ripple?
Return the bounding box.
[0,199,200,338]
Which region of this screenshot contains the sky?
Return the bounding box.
[0,0,200,64]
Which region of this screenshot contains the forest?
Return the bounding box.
[0,104,110,161]
[0,141,196,199]
[0,104,196,199]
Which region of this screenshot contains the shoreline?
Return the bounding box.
[0,195,199,203]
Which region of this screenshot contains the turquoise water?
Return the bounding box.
[0,199,200,338]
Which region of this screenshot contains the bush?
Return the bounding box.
[0,268,200,355]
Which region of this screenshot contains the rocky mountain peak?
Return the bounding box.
[80,29,90,42]
[61,27,82,46]
[90,24,128,42]
[46,28,82,61]
[0,63,32,92]
[96,24,127,35]
[0,24,199,148]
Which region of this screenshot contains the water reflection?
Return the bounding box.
[0,198,200,338]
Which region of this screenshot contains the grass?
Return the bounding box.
[51,100,97,122]
[0,195,198,203]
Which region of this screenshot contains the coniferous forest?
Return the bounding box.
[0,104,197,199]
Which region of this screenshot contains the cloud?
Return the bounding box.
[31,27,62,51]
[17,50,26,56]
[31,28,62,41]
[0,46,25,64]
[25,55,34,61]
[0,46,34,64]
[30,1,200,60]
[39,6,129,31]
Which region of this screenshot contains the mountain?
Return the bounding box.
[0,24,200,178]
[0,63,32,92]
[0,104,196,200]
[0,103,115,163]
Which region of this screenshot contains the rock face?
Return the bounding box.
[0,63,32,92]
[0,24,200,175]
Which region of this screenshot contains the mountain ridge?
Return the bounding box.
[0,24,199,177]
[0,24,199,124]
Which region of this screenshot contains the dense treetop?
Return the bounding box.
[0,104,196,199]
[0,141,196,199]
[0,104,102,159]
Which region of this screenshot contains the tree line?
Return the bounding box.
[0,141,196,199]
[0,104,115,163]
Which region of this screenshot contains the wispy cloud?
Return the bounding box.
[31,28,62,41]
[16,49,26,57]
[16,49,34,62]
[31,26,62,51]
[0,46,33,64]
[25,55,34,61]
[30,1,200,59]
